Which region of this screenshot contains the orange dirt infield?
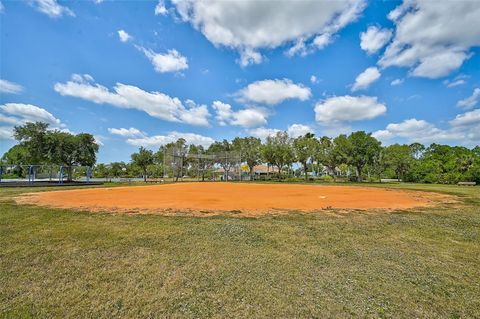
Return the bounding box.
[16,182,450,216]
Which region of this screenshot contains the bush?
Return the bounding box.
[317,175,334,183]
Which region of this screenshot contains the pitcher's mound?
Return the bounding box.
[16,182,449,216]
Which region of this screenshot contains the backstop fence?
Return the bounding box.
[163,148,242,182]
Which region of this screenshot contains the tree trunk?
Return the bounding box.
[144,168,147,182]
[304,162,308,181]
[249,166,254,181]
[357,166,363,182]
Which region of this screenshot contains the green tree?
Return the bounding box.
[94,163,108,179]
[346,131,381,182]
[232,136,262,179]
[383,144,414,180]
[262,132,294,175]
[13,122,49,164]
[131,147,154,182]
[316,135,350,181]
[293,133,318,180]
[208,139,237,181]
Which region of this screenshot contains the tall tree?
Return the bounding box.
[232,136,262,179]
[346,131,381,182]
[263,132,294,175]
[13,122,49,164]
[383,144,414,180]
[131,147,154,182]
[208,139,237,181]
[316,135,350,181]
[293,133,318,180]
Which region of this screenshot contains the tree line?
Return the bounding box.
[123,131,479,184]
[2,121,479,184]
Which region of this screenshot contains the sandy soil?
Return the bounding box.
[15,182,452,216]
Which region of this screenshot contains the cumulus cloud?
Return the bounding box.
[117,30,132,43]
[237,79,311,106]
[457,88,480,109]
[0,103,66,140]
[212,101,267,128]
[138,47,188,73]
[54,74,210,126]
[126,131,214,148]
[246,124,314,140]
[172,0,366,66]
[30,0,74,18]
[379,1,480,79]
[310,75,319,84]
[0,103,64,127]
[246,127,281,140]
[372,119,457,144]
[390,78,403,86]
[315,95,386,124]
[155,0,167,15]
[373,115,480,145]
[351,67,381,91]
[360,26,392,55]
[449,109,480,128]
[287,124,314,138]
[0,79,24,94]
[108,127,145,138]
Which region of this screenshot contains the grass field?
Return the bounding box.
[1,183,479,318]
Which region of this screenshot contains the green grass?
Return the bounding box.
[1,183,479,318]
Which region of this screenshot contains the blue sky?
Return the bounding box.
[1,0,479,163]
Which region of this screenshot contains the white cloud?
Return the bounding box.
[30,0,74,18]
[457,88,480,109]
[373,117,474,145]
[138,47,188,73]
[443,75,468,88]
[287,124,314,138]
[372,129,393,142]
[449,109,480,128]
[0,103,64,127]
[117,30,132,43]
[108,127,145,138]
[351,67,381,91]
[379,1,480,79]
[373,118,458,143]
[237,79,311,106]
[155,0,167,15]
[0,126,13,140]
[0,1,4,14]
[310,75,319,84]
[360,26,392,55]
[315,95,386,124]
[246,127,281,140]
[172,0,366,65]
[54,74,210,126]
[126,131,214,148]
[0,79,24,94]
[390,78,403,86]
[0,103,66,140]
[212,101,267,128]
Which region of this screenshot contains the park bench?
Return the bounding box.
[457,182,476,186]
